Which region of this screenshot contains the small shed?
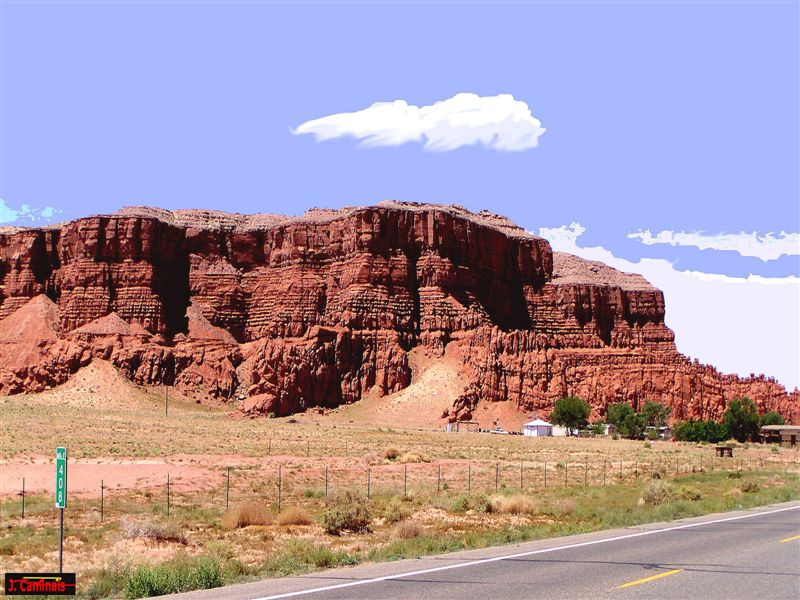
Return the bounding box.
[760,425,800,446]
[523,419,553,437]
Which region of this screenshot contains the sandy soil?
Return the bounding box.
[309,344,468,429]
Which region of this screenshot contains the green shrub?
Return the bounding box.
[383,499,412,524]
[450,495,471,513]
[727,471,742,479]
[124,555,223,599]
[85,565,130,600]
[740,481,760,494]
[676,486,702,501]
[323,491,371,535]
[262,540,356,576]
[642,480,673,506]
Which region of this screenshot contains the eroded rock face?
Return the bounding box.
[0,202,797,421]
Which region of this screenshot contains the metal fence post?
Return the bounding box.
[603,460,606,486]
[564,460,568,487]
[166,474,170,517]
[544,461,547,487]
[468,464,471,495]
[21,478,25,519]
[584,459,588,486]
[437,464,441,493]
[520,461,523,491]
[325,466,329,498]
[100,480,104,523]
[226,467,231,510]
[495,463,499,492]
[367,468,371,499]
[278,465,282,511]
[403,464,408,498]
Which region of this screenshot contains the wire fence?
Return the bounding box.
[3,452,796,525]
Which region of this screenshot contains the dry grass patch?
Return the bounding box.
[392,520,424,540]
[490,495,538,515]
[276,507,314,526]
[222,501,272,530]
[121,518,187,544]
[397,451,430,464]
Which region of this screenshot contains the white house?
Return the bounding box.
[523,419,553,437]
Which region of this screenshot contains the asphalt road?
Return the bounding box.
[171,502,800,600]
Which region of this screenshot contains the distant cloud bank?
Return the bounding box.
[293,93,546,152]
[0,198,61,225]
[538,223,800,391]
[628,228,800,262]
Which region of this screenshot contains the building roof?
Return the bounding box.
[761,425,800,432]
[524,419,552,427]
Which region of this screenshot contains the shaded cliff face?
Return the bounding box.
[0,201,797,421]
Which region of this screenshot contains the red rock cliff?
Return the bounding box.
[0,202,797,421]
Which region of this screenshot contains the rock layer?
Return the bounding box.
[1,202,797,422]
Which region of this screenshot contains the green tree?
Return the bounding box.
[619,412,647,440]
[724,397,760,442]
[760,411,785,427]
[550,397,591,436]
[606,403,635,429]
[642,401,671,427]
[673,419,729,443]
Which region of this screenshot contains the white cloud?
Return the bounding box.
[628,229,800,262]
[0,198,61,225]
[293,93,546,152]
[538,223,800,391]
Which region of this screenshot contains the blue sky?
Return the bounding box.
[1,0,798,389]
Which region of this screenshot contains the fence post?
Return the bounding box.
[675,458,679,476]
[468,464,471,495]
[495,463,499,492]
[278,465,282,512]
[564,460,568,487]
[226,467,231,510]
[635,460,639,479]
[437,464,441,493]
[619,460,623,479]
[268,439,271,455]
[325,466,329,498]
[21,478,25,519]
[367,468,371,499]
[584,459,588,486]
[544,461,547,487]
[307,440,310,456]
[100,480,104,523]
[520,461,523,491]
[603,460,606,486]
[166,474,170,517]
[403,464,408,498]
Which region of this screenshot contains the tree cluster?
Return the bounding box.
[672,398,784,443]
[606,401,671,440]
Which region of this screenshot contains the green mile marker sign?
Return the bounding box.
[55,447,67,509]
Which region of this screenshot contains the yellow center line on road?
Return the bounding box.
[617,569,683,589]
[779,534,800,543]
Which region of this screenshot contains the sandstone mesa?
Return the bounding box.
[0,201,797,422]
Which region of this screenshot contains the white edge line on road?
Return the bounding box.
[251,504,800,600]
